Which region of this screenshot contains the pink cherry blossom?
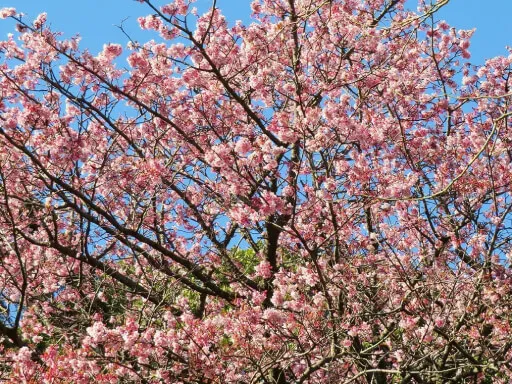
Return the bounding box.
[0,7,15,19]
[0,0,512,382]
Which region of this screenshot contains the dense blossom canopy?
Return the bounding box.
[1,0,512,382]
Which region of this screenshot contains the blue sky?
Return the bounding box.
[0,1,510,66]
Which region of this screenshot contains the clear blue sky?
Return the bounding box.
[0,1,510,65]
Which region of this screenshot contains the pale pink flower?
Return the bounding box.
[0,7,15,19]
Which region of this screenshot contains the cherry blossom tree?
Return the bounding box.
[1,0,512,382]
